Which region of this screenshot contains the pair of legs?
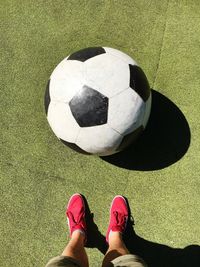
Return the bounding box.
[62,229,129,267]
[46,194,146,267]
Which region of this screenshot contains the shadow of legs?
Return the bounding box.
[123,199,200,267]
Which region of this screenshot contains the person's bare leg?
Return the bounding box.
[102,195,131,267]
[62,231,89,267]
[64,193,89,267]
[102,232,130,267]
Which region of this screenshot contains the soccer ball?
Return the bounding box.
[44,47,151,156]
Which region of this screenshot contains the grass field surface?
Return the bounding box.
[1,1,200,266]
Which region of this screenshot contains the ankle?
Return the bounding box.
[108,231,123,244]
[71,230,85,244]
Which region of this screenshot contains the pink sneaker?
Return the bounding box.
[106,195,129,243]
[66,193,87,239]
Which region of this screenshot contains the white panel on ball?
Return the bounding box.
[85,53,130,98]
[50,75,83,103]
[51,59,83,80]
[50,60,84,103]
[108,88,145,136]
[142,93,152,128]
[47,102,80,143]
[104,47,137,66]
[76,124,123,156]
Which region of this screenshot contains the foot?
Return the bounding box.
[106,195,129,243]
[66,193,87,241]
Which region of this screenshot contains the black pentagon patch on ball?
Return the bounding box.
[44,79,51,115]
[69,85,108,127]
[60,139,91,155]
[129,65,151,102]
[117,126,144,151]
[67,47,106,62]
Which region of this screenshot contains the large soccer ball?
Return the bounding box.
[44,47,151,156]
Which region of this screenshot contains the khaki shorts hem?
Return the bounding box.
[45,255,81,267]
[111,254,147,267]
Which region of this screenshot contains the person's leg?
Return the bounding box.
[102,231,130,266]
[62,230,89,267]
[63,193,89,267]
[102,195,130,267]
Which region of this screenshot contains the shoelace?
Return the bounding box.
[113,211,127,230]
[67,210,85,230]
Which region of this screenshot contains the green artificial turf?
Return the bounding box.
[1,1,200,266]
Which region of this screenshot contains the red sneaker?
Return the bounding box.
[66,193,87,239]
[106,195,129,243]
